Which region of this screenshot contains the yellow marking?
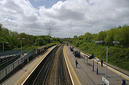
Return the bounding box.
[63,48,74,85]
[63,46,81,85]
[107,66,129,80]
[93,59,129,80]
[15,46,56,85]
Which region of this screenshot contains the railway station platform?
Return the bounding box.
[2,45,78,85]
[65,46,129,85]
[1,46,56,85]
[2,45,129,85]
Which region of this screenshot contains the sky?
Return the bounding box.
[0,0,129,38]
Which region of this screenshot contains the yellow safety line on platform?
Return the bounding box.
[93,59,129,80]
[15,46,56,85]
[108,66,129,80]
[63,46,81,85]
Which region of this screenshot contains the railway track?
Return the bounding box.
[0,55,20,70]
[24,45,72,85]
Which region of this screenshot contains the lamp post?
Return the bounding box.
[93,60,94,71]
[37,38,41,47]
[105,41,120,78]
[96,62,98,74]
[95,40,120,78]
[95,40,104,75]
[2,42,8,53]
[18,38,25,56]
[105,45,108,78]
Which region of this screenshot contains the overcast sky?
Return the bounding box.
[0,0,129,37]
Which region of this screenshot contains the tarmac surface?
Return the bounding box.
[66,46,129,85]
[1,45,129,85]
[1,46,55,85]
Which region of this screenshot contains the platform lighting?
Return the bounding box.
[95,40,120,78]
[18,38,25,56]
[2,42,8,53]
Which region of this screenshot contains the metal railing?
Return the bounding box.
[0,50,34,81]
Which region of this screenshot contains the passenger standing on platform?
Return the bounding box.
[101,60,103,67]
[75,59,78,68]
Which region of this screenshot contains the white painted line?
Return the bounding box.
[15,46,56,85]
[63,48,75,85]
[63,46,81,85]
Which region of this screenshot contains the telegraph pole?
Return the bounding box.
[48,27,51,36]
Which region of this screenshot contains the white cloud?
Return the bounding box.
[0,0,129,37]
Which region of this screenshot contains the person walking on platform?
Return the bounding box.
[75,59,78,68]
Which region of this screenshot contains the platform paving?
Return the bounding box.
[66,46,129,85]
[1,46,55,85]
